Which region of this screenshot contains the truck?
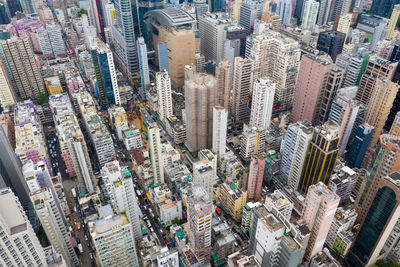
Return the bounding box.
[71,188,76,198]
[78,244,83,253]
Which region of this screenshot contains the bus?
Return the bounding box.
[215,207,221,215]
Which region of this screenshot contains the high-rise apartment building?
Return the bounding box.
[37,24,66,58]
[148,122,164,184]
[346,123,374,168]
[290,53,332,123]
[187,185,213,265]
[137,37,150,95]
[301,0,319,31]
[1,35,45,99]
[302,182,340,260]
[317,0,333,25]
[101,161,142,240]
[91,40,120,107]
[336,15,351,40]
[231,57,253,123]
[0,188,47,266]
[90,207,139,267]
[356,56,397,106]
[317,31,345,61]
[194,0,209,21]
[30,188,79,266]
[193,160,215,198]
[249,78,275,131]
[212,106,228,156]
[240,124,266,162]
[280,121,313,191]
[276,0,292,25]
[156,70,173,123]
[342,54,364,88]
[331,0,352,20]
[49,93,95,193]
[364,79,399,146]
[386,4,400,40]
[239,0,263,34]
[247,154,265,202]
[215,59,232,110]
[185,73,216,152]
[146,8,196,88]
[0,58,15,109]
[298,122,339,195]
[347,172,400,266]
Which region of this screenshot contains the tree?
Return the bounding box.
[37,92,48,105]
[77,9,88,17]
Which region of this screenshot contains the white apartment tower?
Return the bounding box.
[280,121,314,191]
[212,106,228,156]
[156,70,173,122]
[301,0,320,31]
[250,78,276,131]
[193,160,216,198]
[30,188,79,266]
[149,122,164,184]
[0,188,47,267]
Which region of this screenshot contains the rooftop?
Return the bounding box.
[145,8,196,27]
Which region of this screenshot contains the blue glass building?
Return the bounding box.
[158,42,169,72]
[346,124,374,168]
[91,49,115,108]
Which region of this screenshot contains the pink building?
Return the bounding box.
[25,149,41,163]
[8,18,45,52]
[290,53,332,123]
[38,7,54,23]
[62,152,76,177]
[247,154,265,202]
[302,182,340,260]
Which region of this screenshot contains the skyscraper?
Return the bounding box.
[317,0,333,25]
[302,182,340,260]
[212,106,228,156]
[298,122,340,195]
[37,24,66,58]
[301,0,319,31]
[137,37,150,96]
[316,30,346,61]
[185,73,216,152]
[1,35,45,100]
[290,53,332,123]
[239,0,263,34]
[30,188,79,266]
[91,40,120,108]
[346,123,374,168]
[249,78,275,131]
[347,172,400,266]
[276,0,292,25]
[231,57,253,123]
[280,121,313,191]
[187,185,213,265]
[247,154,265,202]
[89,0,105,40]
[215,59,232,110]
[0,188,47,266]
[156,70,173,123]
[370,0,400,18]
[386,4,400,40]
[148,122,164,184]
[0,57,15,109]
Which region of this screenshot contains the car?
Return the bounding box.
[76,238,81,244]
[89,253,93,259]
[227,220,232,225]
[87,242,90,248]
[84,235,88,241]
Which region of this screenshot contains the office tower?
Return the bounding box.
[6,0,22,17]
[301,0,319,30]
[156,70,173,123]
[386,4,400,39]
[0,4,9,25]
[347,172,400,266]
[212,106,228,156]
[146,8,196,88]
[370,0,400,18]
[317,31,345,62]
[298,122,339,195]
[346,123,374,168]
[1,35,44,100]
[290,53,332,123]
[215,59,232,110]
[90,206,139,267]
[249,78,275,131]
[276,0,292,25]
[317,0,333,25]
[49,94,95,194]
[331,0,351,19]
[199,13,234,63]
[375,40,394,60]
[370,21,388,51]
[240,124,266,161]
[104,2,117,27]
[313,67,343,124]
[148,122,164,184]
[231,57,253,123]
[157,43,169,72]
[37,24,66,58]
[76,91,115,167]
[194,0,209,20]
[0,58,15,109]
[91,41,120,108]
[343,55,364,87]
[112,0,139,80]
[336,15,351,40]
[0,188,47,266]
[239,0,263,34]
[364,80,399,146]
[101,161,142,240]
[226,25,247,57]
[187,185,213,265]
[138,0,163,35]
[247,154,265,202]
[280,121,313,191]
[302,182,340,260]
[89,0,105,40]
[328,87,364,155]
[185,73,216,152]
[31,188,78,266]
[193,160,215,198]
[137,37,150,95]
